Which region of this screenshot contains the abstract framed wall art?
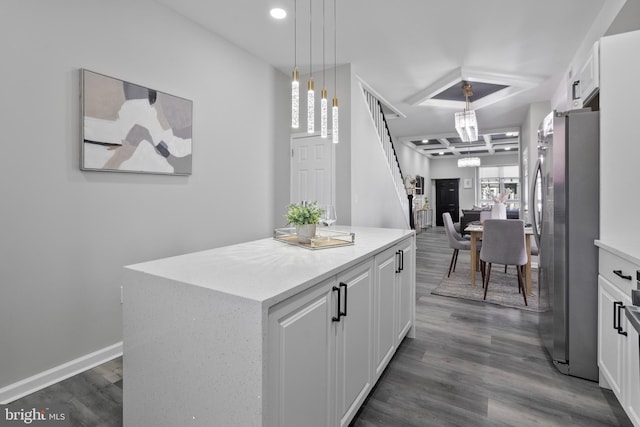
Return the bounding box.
[81,69,193,175]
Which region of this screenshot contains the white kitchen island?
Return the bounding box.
[123,226,415,427]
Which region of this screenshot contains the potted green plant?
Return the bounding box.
[286,201,324,243]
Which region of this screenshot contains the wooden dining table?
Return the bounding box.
[465,223,534,295]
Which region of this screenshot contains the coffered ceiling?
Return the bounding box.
[154,0,626,157]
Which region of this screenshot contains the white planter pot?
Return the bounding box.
[491,203,507,219]
[296,224,317,243]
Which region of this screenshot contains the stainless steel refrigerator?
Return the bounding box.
[530,109,599,381]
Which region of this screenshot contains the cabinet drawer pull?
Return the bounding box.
[613,270,632,280]
[332,286,341,322]
[339,282,347,317]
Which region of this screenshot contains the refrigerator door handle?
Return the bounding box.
[530,158,543,249]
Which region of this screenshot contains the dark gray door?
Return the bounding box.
[435,179,460,226]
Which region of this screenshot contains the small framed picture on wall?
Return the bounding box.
[463,178,472,189]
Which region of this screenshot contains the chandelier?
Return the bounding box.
[455,83,479,167]
[457,156,481,168]
[454,83,478,142]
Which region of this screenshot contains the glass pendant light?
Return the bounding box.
[292,69,299,129]
[307,0,315,134]
[331,0,339,144]
[321,89,328,138]
[291,0,299,129]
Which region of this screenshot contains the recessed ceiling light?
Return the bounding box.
[439,152,445,155]
[421,139,429,143]
[270,8,287,19]
[505,147,511,150]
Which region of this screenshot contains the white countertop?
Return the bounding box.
[124,226,413,306]
[595,240,640,266]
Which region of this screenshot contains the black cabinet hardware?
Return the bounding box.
[396,250,404,273]
[332,286,341,322]
[614,301,628,336]
[613,270,632,280]
[340,282,348,317]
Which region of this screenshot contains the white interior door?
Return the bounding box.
[290,134,334,205]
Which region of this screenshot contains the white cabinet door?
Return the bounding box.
[600,31,640,257]
[598,275,627,401]
[626,319,640,427]
[268,278,336,427]
[396,238,414,342]
[335,261,373,427]
[373,247,397,381]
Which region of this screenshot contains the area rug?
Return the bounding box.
[431,262,548,312]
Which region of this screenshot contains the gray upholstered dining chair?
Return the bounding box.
[504,227,538,273]
[479,219,528,306]
[443,212,480,277]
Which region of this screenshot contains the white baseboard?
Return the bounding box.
[0,342,123,404]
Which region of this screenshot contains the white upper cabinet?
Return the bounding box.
[599,30,640,259]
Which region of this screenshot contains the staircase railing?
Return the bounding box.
[362,86,409,225]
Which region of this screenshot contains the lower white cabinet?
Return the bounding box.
[373,247,397,380]
[597,242,640,427]
[267,261,374,427]
[627,324,640,426]
[396,238,414,342]
[268,277,335,427]
[268,235,415,427]
[373,238,415,382]
[598,275,628,399]
[335,261,374,427]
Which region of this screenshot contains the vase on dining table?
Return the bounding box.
[491,202,507,219]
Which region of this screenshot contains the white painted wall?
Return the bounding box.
[395,143,430,178]
[350,80,408,229]
[520,102,550,221]
[396,143,430,186]
[0,0,289,392]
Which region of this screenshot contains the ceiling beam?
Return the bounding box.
[438,138,459,156]
[483,134,495,154]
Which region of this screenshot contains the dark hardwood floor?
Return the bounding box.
[352,227,631,427]
[9,227,632,426]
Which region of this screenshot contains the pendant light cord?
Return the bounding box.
[322,0,325,87]
[333,0,337,92]
[309,0,312,78]
[294,0,297,68]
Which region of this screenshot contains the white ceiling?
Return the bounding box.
[154,0,622,148]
